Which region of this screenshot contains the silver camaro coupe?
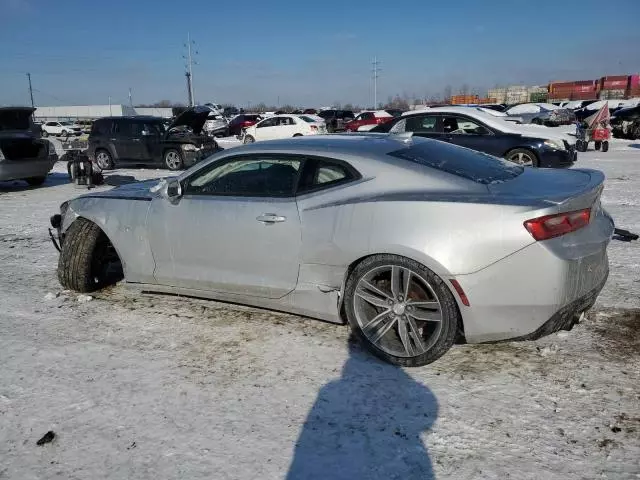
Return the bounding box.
[50,134,613,366]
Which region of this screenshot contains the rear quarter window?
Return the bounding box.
[388,141,523,185]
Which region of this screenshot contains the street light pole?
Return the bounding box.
[26,73,34,108]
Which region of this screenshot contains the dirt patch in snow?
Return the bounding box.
[590,309,640,361]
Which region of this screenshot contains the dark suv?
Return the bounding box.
[87,106,220,171]
[317,109,355,132]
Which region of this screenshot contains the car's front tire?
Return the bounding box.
[163,149,184,170]
[41,130,48,138]
[506,148,539,167]
[58,218,123,293]
[344,254,460,367]
[243,135,255,144]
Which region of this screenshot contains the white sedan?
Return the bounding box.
[243,115,327,144]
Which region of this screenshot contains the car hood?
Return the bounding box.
[81,179,163,201]
[495,120,576,144]
[169,106,211,135]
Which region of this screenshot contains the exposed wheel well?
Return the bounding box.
[339,254,466,341]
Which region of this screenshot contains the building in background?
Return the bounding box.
[32,105,174,121]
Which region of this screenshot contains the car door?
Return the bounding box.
[439,115,498,155]
[146,154,303,298]
[111,120,140,161]
[279,116,299,137]
[254,117,278,140]
[125,121,149,161]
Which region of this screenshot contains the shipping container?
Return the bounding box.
[630,74,640,89]
[599,89,626,100]
[529,92,548,102]
[572,85,596,93]
[450,95,479,105]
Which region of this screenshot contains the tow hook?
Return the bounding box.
[613,228,639,242]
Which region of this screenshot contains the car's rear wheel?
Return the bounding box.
[594,140,601,150]
[293,133,303,137]
[41,130,48,138]
[163,149,183,170]
[602,141,609,152]
[25,176,46,186]
[243,135,255,144]
[95,149,114,170]
[344,254,460,367]
[58,218,123,293]
[506,148,538,167]
[632,124,640,140]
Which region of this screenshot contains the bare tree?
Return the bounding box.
[443,85,452,102]
[460,84,470,95]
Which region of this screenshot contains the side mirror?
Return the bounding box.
[166,179,182,199]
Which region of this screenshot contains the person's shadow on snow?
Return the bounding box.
[286,336,438,480]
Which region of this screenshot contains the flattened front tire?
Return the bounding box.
[58,218,122,292]
[344,254,460,367]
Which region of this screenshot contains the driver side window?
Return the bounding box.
[257,118,277,128]
[185,156,302,197]
[442,116,490,135]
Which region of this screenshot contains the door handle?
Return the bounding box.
[110,138,117,141]
[132,138,141,142]
[256,213,286,223]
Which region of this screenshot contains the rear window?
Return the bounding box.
[388,141,523,185]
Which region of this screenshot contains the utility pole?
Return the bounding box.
[183,33,198,106]
[372,57,381,109]
[108,96,112,116]
[26,73,34,108]
[128,88,133,107]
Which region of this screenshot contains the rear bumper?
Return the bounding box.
[456,215,612,343]
[0,154,58,182]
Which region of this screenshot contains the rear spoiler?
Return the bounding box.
[546,168,605,213]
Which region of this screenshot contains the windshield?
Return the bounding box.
[388,140,523,185]
[60,121,73,126]
[299,116,317,123]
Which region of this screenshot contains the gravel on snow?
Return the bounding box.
[0,140,639,480]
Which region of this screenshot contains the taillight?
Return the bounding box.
[310,125,318,131]
[524,208,591,241]
[242,121,252,127]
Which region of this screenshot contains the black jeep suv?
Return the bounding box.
[87,106,220,171]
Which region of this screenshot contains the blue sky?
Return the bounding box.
[1,0,639,108]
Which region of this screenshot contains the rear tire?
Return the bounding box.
[42,130,48,138]
[602,141,609,152]
[344,254,460,367]
[95,149,114,170]
[594,141,601,151]
[58,218,123,293]
[243,135,255,144]
[25,176,46,186]
[293,133,303,137]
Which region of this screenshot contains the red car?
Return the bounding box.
[228,114,263,136]
[344,110,393,132]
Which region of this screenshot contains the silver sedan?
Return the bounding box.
[50,134,613,366]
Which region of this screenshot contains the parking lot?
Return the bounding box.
[0,138,638,479]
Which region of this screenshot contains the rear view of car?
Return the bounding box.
[0,107,58,186]
[344,110,393,132]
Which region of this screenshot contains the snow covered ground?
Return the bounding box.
[0,139,638,479]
